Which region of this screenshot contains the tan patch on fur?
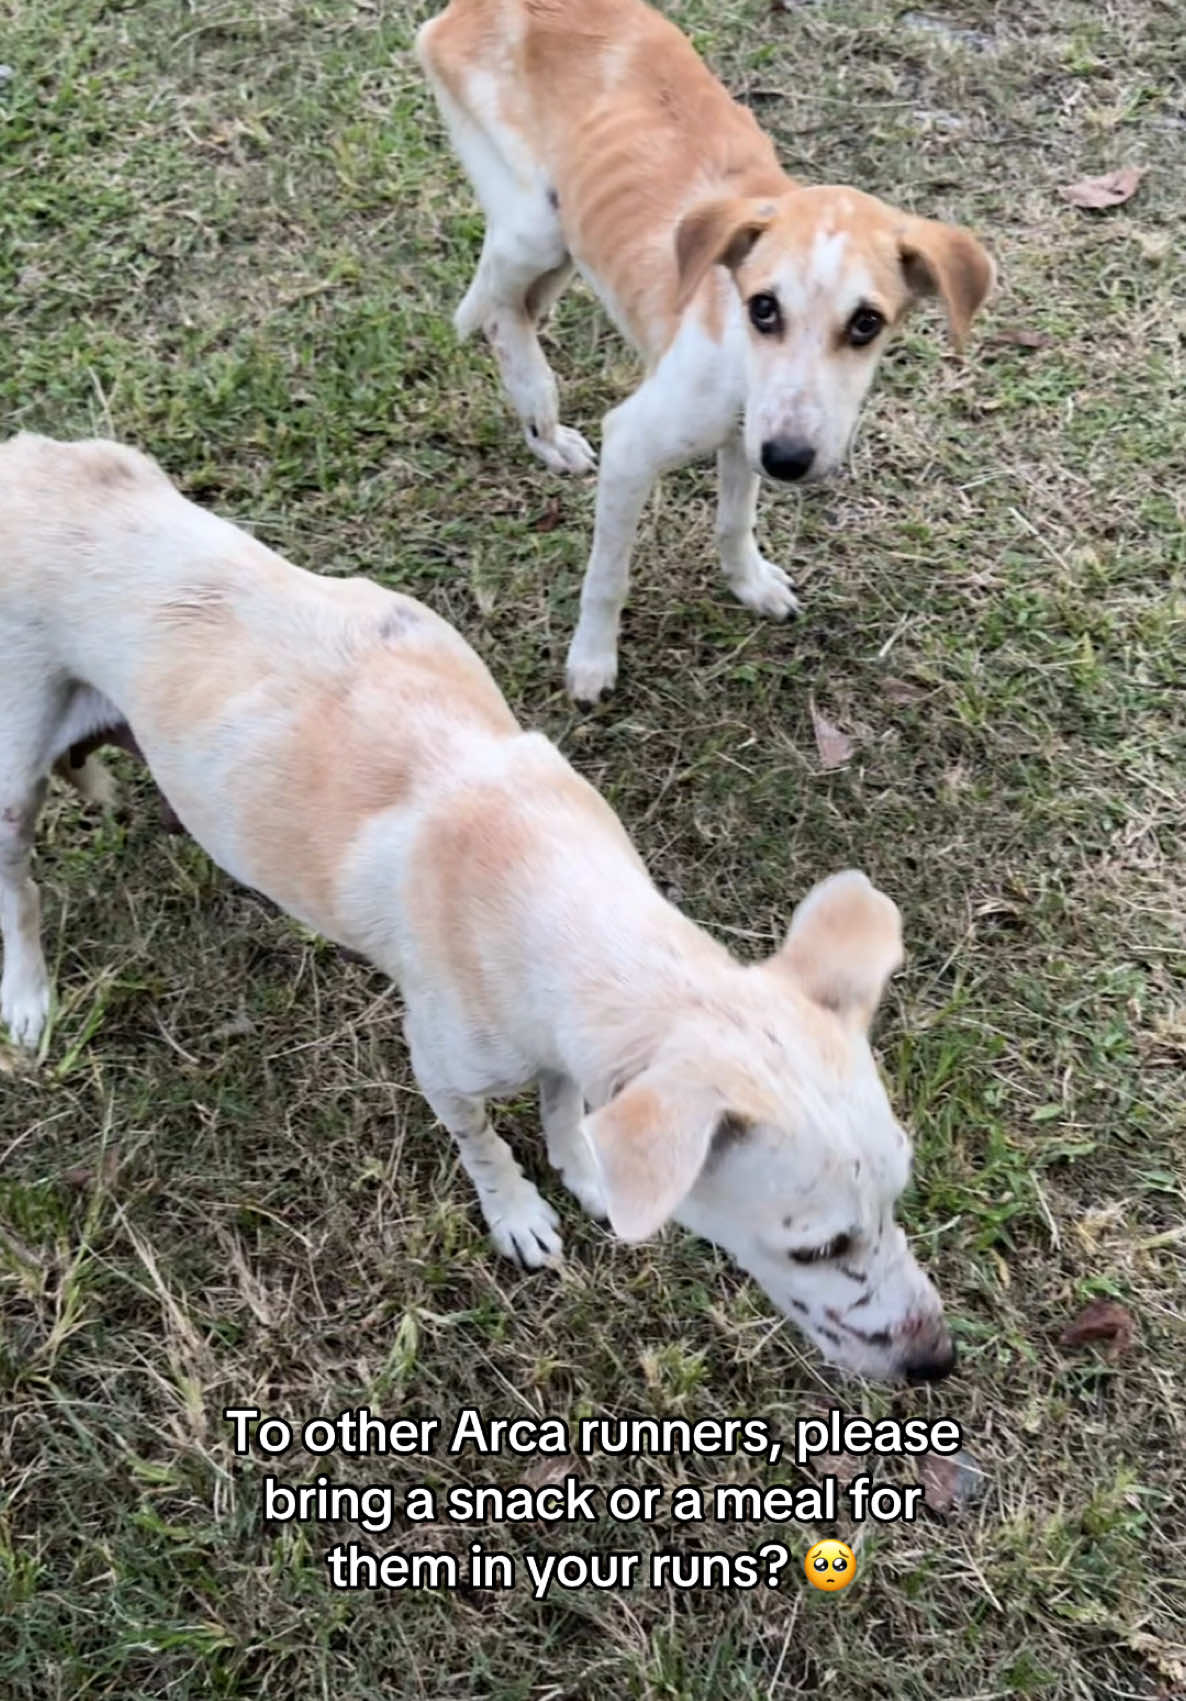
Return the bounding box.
[411,780,536,1030]
[897,217,996,348]
[137,542,341,739]
[776,873,903,1028]
[422,1,990,356]
[676,197,776,314]
[239,642,519,931]
[138,610,271,742]
[421,0,789,355]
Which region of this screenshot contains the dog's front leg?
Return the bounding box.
[716,431,800,619]
[566,338,741,702]
[405,1020,563,1268]
[540,1071,607,1220]
[564,392,672,704]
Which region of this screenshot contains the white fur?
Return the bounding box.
[743,235,881,476]
[0,435,953,1380]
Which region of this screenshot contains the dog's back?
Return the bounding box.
[418,0,783,351]
[0,435,523,943]
[0,433,170,596]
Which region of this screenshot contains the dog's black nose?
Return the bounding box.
[760,438,816,482]
[903,1338,958,1385]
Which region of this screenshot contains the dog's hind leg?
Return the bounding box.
[0,646,68,1050]
[461,216,594,476]
[419,54,593,474]
[0,758,52,1051]
[0,673,127,1049]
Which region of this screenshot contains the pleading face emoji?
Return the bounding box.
[804,1539,857,1592]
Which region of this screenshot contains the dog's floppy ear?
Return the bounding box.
[775,870,903,1031]
[675,196,776,309]
[899,219,994,350]
[581,1068,722,1243]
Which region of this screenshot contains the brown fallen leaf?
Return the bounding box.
[523,1453,574,1490]
[985,327,1055,351]
[918,1448,985,1516]
[882,676,932,704]
[532,499,564,533]
[810,699,855,770]
[1059,166,1143,210]
[1059,1297,1135,1358]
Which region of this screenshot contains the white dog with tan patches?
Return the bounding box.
[0,434,953,1381]
[417,0,994,701]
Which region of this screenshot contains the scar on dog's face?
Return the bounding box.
[676,184,994,485]
[581,871,955,1383]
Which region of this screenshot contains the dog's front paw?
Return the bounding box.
[560,1164,609,1222]
[1,972,50,1051]
[731,556,801,620]
[565,640,618,705]
[528,423,597,477]
[483,1178,564,1269]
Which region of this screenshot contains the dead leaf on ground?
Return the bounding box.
[883,676,932,704]
[523,1453,574,1490]
[985,327,1055,351]
[62,1150,121,1191]
[532,499,564,533]
[810,699,855,770]
[1059,1297,1135,1358]
[918,1448,986,1516]
[1059,166,1144,210]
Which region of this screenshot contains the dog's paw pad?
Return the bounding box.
[529,425,597,477]
[486,1183,564,1269]
[733,558,800,620]
[565,649,618,705]
[1,976,50,1051]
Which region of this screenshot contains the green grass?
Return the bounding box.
[2,0,1185,1695]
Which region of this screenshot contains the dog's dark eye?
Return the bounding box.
[748,293,782,335]
[846,305,885,347]
[789,1233,853,1265]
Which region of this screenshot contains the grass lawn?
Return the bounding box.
[2,0,1184,1695]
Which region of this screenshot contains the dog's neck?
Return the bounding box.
[545,880,742,1109]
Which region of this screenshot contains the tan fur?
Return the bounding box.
[235,628,520,928]
[418,0,995,704]
[420,0,991,360]
[422,0,788,357]
[776,868,903,1029]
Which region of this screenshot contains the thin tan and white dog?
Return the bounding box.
[0,434,954,1381]
[417,0,995,701]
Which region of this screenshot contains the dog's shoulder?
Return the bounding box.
[0,432,170,501]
